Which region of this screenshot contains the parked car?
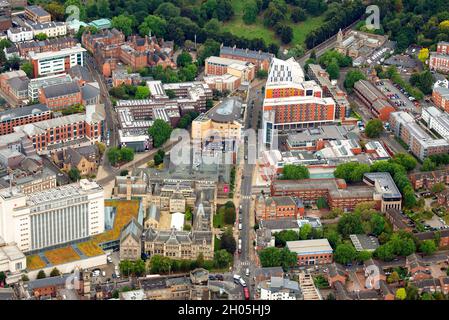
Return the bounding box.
[215,274,224,281]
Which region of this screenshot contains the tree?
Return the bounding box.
[37,270,46,279]
[242,0,258,25]
[35,33,48,41]
[112,15,135,37]
[299,224,312,240]
[316,197,328,209]
[214,249,232,268]
[107,147,121,166]
[154,149,165,166]
[21,62,34,78]
[197,39,220,66]
[45,2,65,21]
[139,15,167,38]
[420,240,437,255]
[155,2,181,19]
[387,271,400,284]
[344,69,366,91]
[275,230,299,246]
[96,0,111,18]
[220,228,237,254]
[149,255,172,274]
[334,162,370,182]
[282,164,309,180]
[396,288,407,300]
[365,119,384,138]
[223,202,236,225]
[370,213,386,236]
[431,182,445,194]
[120,169,129,176]
[291,8,307,23]
[326,61,340,80]
[68,168,81,182]
[21,274,29,282]
[356,250,372,262]
[421,158,437,172]
[50,267,61,277]
[256,69,268,79]
[392,153,417,172]
[135,86,150,99]
[334,243,357,265]
[176,51,193,68]
[148,119,173,148]
[418,48,429,63]
[337,213,364,237]
[120,147,134,162]
[275,24,293,44]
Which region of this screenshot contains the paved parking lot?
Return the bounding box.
[374,80,419,114]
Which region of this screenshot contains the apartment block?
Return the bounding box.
[433,86,449,113]
[409,167,449,190]
[15,104,105,155]
[0,104,51,136]
[26,21,67,38]
[24,5,51,23]
[354,80,395,121]
[255,195,304,221]
[0,179,104,253]
[262,57,338,144]
[430,42,449,74]
[390,111,449,160]
[219,45,274,71]
[29,45,86,78]
[204,56,255,91]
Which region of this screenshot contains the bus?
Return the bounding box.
[243,287,250,300]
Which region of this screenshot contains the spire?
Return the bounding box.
[337,28,343,45]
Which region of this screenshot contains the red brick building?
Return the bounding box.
[0,104,51,136]
[286,239,333,266]
[354,80,395,121]
[219,45,273,71]
[39,81,82,110]
[433,86,449,113]
[408,167,449,190]
[255,195,304,221]
[430,42,449,74]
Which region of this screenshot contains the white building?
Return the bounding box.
[259,276,301,300]
[29,45,86,77]
[27,21,67,38]
[27,73,73,101]
[0,179,104,253]
[0,238,26,274]
[7,27,34,43]
[422,106,449,140]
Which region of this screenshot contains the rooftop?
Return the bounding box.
[286,239,333,255]
[0,104,49,122]
[349,234,379,252]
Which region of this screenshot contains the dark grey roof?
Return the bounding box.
[42,81,80,98]
[254,267,284,279]
[81,84,100,101]
[220,46,273,61]
[27,274,72,290]
[328,263,347,278]
[69,65,94,82]
[26,5,50,17]
[120,217,143,243]
[0,104,49,122]
[206,97,242,123]
[0,288,15,300]
[8,77,29,91]
[259,218,299,231]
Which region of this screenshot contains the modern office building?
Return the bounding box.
[29,45,86,78]
[422,106,449,141]
[262,57,338,144]
[0,179,104,253]
[28,73,73,101]
[286,239,333,266]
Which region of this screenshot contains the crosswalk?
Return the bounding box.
[239,261,251,267]
[241,195,252,200]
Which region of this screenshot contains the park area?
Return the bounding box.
[222,0,325,46]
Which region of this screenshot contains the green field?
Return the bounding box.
[223,1,325,47]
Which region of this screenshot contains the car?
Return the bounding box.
[112,273,117,279]
[102,271,106,277]
[239,223,242,230]
[233,274,241,284]
[215,274,224,281]
[107,256,112,263]
[245,268,250,276]
[208,275,216,281]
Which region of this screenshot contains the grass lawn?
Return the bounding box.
[44,246,80,266]
[223,1,325,47]
[213,211,225,228]
[26,255,46,271]
[93,199,140,244]
[214,235,221,251]
[77,241,104,257]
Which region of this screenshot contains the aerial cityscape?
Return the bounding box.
[0,0,449,304]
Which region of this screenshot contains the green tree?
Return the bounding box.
[139,15,167,37]
[421,158,437,172]
[356,250,372,262]
[370,213,386,236]
[35,33,48,41]
[45,2,65,20]
[148,119,173,148]
[275,230,299,246]
[155,2,181,19]
[299,224,312,240]
[37,270,46,279]
[344,69,366,92]
[242,0,258,24]
[107,147,121,166]
[316,197,328,209]
[21,274,29,282]
[396,288,407,300]
[420,239,437,255]
[334,162,370,182]
[337,213,364,237]
[154,149,165,165]
[282,164,310,180]
[214,249,232,268]
[204,18,221,33]
[176,51,193,68]
[334,243,357,265]
[50,267,61,277]
[135,86,150,99]
[387,271,400,284]
[431,182,445,194]
[120,147,134,162]
[365,119,384,138]
[120,169,129,176]
[392,153,417,172]
[112,14,135,37]
[275,23,293,44]
[149,255,172,274]
[68,168,81,182]
[291,7,307,23]
[220,228,236,254]
[326,61,340,80]
[21,62,34,78]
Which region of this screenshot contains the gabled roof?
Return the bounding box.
[42,81,80,99]
[120,217,143,243]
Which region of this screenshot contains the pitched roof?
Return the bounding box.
[120,217,143,243]
[42,81,80,99]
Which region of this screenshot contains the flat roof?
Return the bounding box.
[204,97,242,123]
[286,239,333,255]
[349,234,379,252]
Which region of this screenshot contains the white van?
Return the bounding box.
[239,278,247,287]
[238,223,242,230]
[245,268,250,276]
[233,274,241,284]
